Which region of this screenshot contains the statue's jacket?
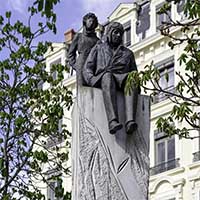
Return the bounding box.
[67,32,99,73]
[83,41,138,88]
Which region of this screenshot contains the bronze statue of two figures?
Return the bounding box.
[70,13,150,200]
[68,13,139,135]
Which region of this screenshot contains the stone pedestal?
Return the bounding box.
[72,86,150,200]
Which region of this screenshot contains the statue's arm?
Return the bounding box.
[67,34,79,70]
[83,45,97,86]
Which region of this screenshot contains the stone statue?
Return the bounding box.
[71,19,150,200]
[67,13,99,85]
[83,22,139,134]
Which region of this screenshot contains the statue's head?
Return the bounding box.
[106,22,124,47]
[83,13,98,31]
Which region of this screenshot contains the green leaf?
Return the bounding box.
[165,72,169,82]
[0,158,4,170]
[5,11,11,18]
[178,53,188,65]
[38,0,44,11]
[33,150,48,163]
[2,194,10,200]
[44,0,53,18]
[2,167,8,177]
[0,15,4,25]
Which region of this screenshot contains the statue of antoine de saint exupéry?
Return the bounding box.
[71,15,150,200]
[83,22,139,135]
[67,13,99,85]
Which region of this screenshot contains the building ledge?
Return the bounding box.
[151,98,174,120]
[188,161,200,183]
[131,24,184,54]
[188,160,200,171]
[63,75,76,87]
[150,166,185,182]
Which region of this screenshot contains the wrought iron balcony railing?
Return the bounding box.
[150,158,180,176]
[193,151,200,162]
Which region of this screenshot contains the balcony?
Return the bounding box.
[193,151,200,162]
[150,158,180,176]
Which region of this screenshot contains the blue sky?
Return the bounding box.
[0,0,133,43]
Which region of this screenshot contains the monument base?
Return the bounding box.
[72,86,150,200]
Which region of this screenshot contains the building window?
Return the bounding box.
[193,151,200,162]
[150,130,179,175]
[177,0,186,13]
[153,57,175,103]
[158,63,174,90]
[47,181,62,200]
[50,58,61,81]
[37,66,45,90]
[177,0,186,20]
[38,80,44,90]
[155,135,175,166]
[123,20,131,47]
[46,119,64,148]
[156,3,171,30]
[47,181,57,200]
[46,171,62,200]
[136,1,150,40]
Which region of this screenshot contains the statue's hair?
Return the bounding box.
[106,22,124,35]
[83,13,98,29]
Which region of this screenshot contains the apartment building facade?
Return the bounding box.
[43,0,200,199]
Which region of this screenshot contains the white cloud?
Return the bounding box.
[7,0,27,14]
[82,0,127,23]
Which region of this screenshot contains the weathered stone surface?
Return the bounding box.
[72,86,150,200]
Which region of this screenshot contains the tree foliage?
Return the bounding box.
[126,0,200,139]
[0,0,72,199]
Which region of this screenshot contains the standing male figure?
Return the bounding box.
[83,22,139,135]
[67,13,99,85]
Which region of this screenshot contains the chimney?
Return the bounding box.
[64,29,76,44]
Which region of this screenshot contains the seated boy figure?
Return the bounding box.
[83,22,139,135]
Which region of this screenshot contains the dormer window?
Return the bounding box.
[136,1,150,40]
[177,0,186,13]
[123,20,131,47]
[156,3,171,31]
[177,0,186,20]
